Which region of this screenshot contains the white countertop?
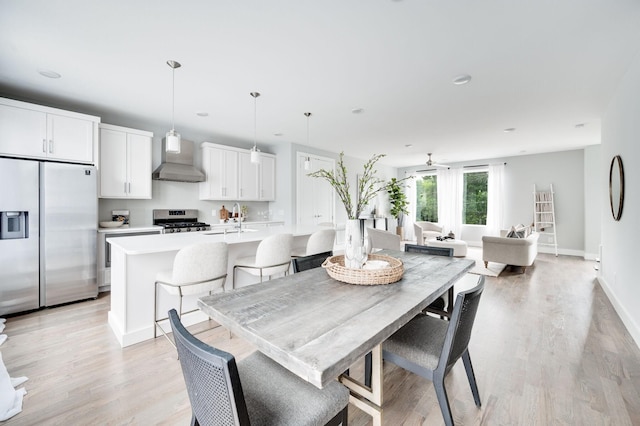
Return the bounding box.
[97,225,163,233]
[107,224,322,255]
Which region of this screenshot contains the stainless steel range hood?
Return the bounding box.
[152,138,205,182]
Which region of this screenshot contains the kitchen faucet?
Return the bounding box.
[231,202,242,232]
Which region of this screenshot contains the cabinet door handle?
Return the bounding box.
[42,139,47,153]
[48,140,54,154]
[128,182,131,193]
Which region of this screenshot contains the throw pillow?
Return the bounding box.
[506,225,519,238]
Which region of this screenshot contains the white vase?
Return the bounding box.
[344,219,367,269]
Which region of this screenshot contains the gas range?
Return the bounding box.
[153,209,211,233]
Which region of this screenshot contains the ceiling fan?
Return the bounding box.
[425,153,450,169]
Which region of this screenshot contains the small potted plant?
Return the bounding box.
[387,177,410,239]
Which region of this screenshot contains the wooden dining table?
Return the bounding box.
[198,249,475,425]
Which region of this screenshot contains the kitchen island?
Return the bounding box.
[107,224,324,347]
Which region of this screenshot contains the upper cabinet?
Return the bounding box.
[200,144,239,200]
[99,123,153,199]
[259,154,276,201]
[200,142,275,201]
[0,97,99,164]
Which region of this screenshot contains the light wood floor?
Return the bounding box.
[3,253,640,425]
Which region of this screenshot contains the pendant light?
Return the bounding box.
[304,112,312,171]
[250,92,261,164]
[165,60,182,153]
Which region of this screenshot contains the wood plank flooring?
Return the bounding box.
[2,253,640,425]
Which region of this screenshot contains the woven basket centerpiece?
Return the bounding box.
[321,254,404,285]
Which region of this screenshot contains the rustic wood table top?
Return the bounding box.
[198,249,474,389]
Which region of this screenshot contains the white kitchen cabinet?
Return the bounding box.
[259,153,276,201]
[200,143,239,200]
[99,123,152,199]
[238,152,260,200]
[0,98,98,164]
[200,142,275,201]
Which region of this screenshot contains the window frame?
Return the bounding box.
[462,168,488,226]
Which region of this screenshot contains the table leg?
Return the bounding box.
[340,344,383,426]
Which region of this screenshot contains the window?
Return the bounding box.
[463,171,488,225]
[415,175,438,222]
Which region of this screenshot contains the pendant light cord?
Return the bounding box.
[171,66,175,131]
[250,92,260,151]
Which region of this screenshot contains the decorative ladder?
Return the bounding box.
[533,184,558,256]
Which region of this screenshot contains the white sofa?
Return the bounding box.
[481,231,539,272]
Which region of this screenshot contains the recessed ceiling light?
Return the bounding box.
[195,111,209,117]
[273,132,283,137]
[574,123,586,128]
[503,128,516,133]
[38,69,61,79]
[351,108,364,114]
[452,74,472,85]
[405,144,413,148]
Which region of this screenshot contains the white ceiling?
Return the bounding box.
[2,1,640,167]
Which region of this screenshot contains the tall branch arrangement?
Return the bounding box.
[309,152,409,220]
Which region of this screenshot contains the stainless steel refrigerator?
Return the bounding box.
[0,157,98,316]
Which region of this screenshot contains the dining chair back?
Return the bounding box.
[154,241,228,345]
[292,251,333,273]
[169,309,350,426]
[382,275,485,426]
[404,243,453,257]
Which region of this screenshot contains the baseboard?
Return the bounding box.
[597,276,640,350]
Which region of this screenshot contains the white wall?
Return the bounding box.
[599,51,640,347]
[399,149,592,255]
[584,145,603,260]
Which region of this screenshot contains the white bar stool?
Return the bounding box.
[154,241,228,347]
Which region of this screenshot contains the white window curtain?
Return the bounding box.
[401,174,418,241]
[486,163,505,236]
[437,168,463,238]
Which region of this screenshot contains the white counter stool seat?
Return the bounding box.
[154,241,228,347]
[233,233,293,287]
[367,227,401,251]
[291,228,336,257]
[426,238,468,257]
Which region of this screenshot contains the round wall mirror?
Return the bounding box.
[609,155,624,221]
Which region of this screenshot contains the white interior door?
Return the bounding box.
[297,153,335,226]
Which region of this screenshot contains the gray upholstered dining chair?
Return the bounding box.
[154,241,228,347]
[404,243,454,318]
[292,251,333,273]
[233,233,293,286]
[382,275,485,426]
[169,309,350,426]
[291,228,336,257]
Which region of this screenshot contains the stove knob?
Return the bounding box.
[195,227,201,231]
[186,228,192,232]
[176,228,181,233]
[167,229,173,233]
